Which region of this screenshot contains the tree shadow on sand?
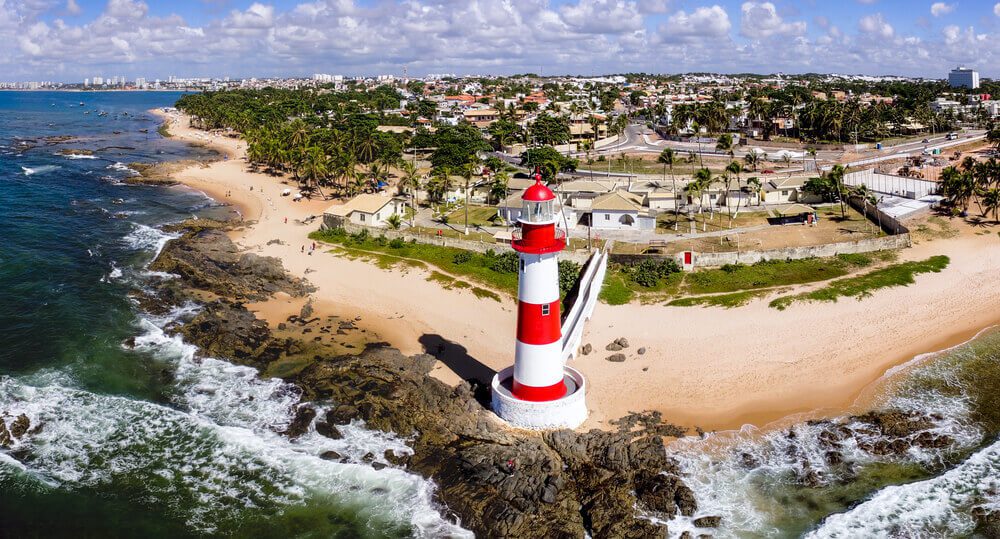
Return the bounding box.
[418,334,496,408]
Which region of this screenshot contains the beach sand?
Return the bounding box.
[153,109,1000,432]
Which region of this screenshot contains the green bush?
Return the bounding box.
[388,238,405,249]
[373,235,388,247]
[629,259,682,288]
[488,251,520,274]
[452,251,474,264]
[558,260,581,298]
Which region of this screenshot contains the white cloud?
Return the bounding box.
[560,0,643,33]
[740,1,806,39]
[930,2,955,17]
[995,2,1000,16]
[65,0,80,16]
[859,13,894,38]
[661,5,731,41]
[2,0,1000,82]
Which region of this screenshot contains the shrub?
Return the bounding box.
[452,251,474,264]
[721,263,744,273]
[373,235,388,247]
[488,251,520,274]
[630,259,682,288]
[558,260,581,298]
[388,238,405,249]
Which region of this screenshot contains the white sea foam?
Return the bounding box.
[663,373,981,538]
[122,308,470,536]
[0,305,470,537]
[62,153,97,160]
[107,162,139,176]
[808,438,1000,537]
[122,223,178,259]
[21,165,60,176]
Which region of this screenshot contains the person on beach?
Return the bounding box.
[301,245,304,253]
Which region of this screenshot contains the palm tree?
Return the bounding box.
[827,164,848,219]
[298,145,329,196]
[400,160,420,226]
[743,149,763,172]
[691,167,713,230]
[806,148,818,173]
[461,158,481,235]
[747,177,763,207]
[716,133,734,159]
[724,160,743,226]
[386,213,402,230]
[658,148,679,230]
[982,188,1000,222]
[781,153,793,176]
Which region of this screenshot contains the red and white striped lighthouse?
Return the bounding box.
[491,169,590,429]
[510,171,568,402]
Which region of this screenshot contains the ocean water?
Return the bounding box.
[0,91,468,538]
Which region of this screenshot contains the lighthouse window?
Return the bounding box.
[541,304,550,316]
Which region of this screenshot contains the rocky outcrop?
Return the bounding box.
[293,346,688,537]
[148,219,699,538]
[150,220,312,301]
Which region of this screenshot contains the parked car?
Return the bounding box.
[762,169,775,174]
[921,139,929,143]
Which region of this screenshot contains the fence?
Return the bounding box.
[560,249,608,363]
[843,169,939,200]
[319,217,593,264]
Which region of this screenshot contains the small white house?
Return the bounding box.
[590,191,655,230]
[324,194,407,228]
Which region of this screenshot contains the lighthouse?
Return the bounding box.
[491,171,588,429]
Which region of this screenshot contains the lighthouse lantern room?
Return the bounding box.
[491,170,588,429]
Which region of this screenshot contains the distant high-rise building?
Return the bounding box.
[93,76,104,85]
[949,67,980,89]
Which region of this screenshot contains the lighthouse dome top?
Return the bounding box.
[522,171,555,202]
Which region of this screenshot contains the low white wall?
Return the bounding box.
[561,250,608,363]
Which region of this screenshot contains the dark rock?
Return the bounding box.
[314,421,343,439]
[825,451,843,465]
[372,462,387,470]
[282,406,316,438]
[637,347,646,355]
[9,415,30,438]
[606,342,624,352]
[384,450,410,466]
[606,353,626,363]
[319,451,343,461]
[693,516,722,528]
[581,343,592,355]
[616,337,629,348]
[362,452,376,463]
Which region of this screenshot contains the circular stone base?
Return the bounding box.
[491,366,588,429]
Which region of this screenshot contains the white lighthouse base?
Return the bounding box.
[490,366,588,429]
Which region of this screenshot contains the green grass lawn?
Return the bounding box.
[769,255,949,310]
[445,205,501,228]
[311,228,519,297]
[603,251,899,306]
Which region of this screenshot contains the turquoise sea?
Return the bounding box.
[0,92,466,538]
[0,91,997,538]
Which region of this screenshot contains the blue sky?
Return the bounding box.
[5,0,1000,81]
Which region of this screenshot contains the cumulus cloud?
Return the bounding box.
[660,5,731,42]
[0,0,999,81]
[65,0,80,16]
[740,1,806,39]
[931,2,955,17]
[995,2,1000,16]
[859,12,894,38]
[560,0,643,33]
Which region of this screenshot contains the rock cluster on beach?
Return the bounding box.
[144,219,707,537]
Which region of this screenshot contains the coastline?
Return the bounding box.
[151,107,1000,433]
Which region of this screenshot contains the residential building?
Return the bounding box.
[323,194,407,228]
[589,191,655,231]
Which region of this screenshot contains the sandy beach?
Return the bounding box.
[154,108,1000,432]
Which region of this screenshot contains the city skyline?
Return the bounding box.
[4,0,1000,82]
